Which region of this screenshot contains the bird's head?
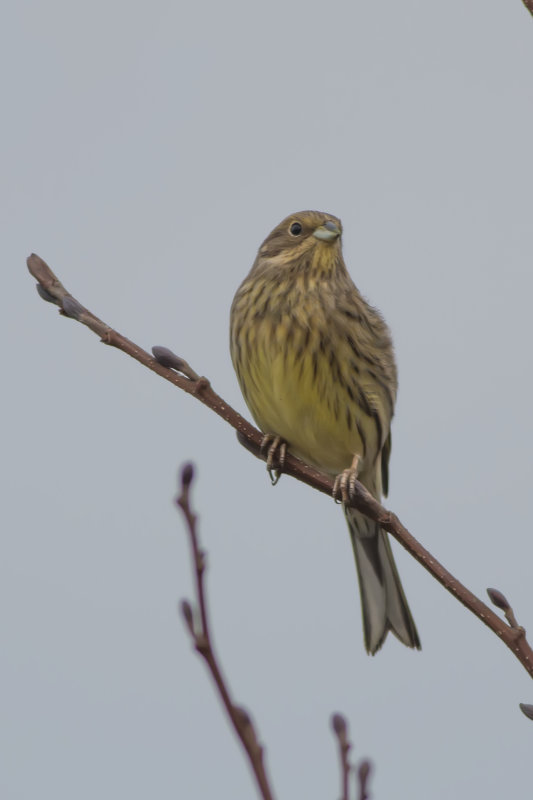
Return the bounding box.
[257,210,343,270]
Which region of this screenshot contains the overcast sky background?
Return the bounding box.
[3,1,533,798]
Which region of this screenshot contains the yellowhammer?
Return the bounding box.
[230,210,420,654]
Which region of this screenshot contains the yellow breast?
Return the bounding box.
[232,312,381,476]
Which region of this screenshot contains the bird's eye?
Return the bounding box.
[289,222,302,236]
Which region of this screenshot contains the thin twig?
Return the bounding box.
[176,463,275,800]
[331,713,352,800]
[27,253,533,681]
[357,760,372,800]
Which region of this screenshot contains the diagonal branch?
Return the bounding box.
[27,253,533,683]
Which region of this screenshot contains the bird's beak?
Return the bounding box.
[312,220,342,241]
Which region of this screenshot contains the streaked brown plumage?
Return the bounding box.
[230,210,420,654]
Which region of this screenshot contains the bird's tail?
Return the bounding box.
[345,506,420,654]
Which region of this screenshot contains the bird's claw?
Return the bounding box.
[332,457,361,504]
[260,434,287,486]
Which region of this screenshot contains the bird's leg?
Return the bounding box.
[260,434,287,486]
[332,454,361,504]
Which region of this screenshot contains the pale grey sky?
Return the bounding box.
[3,1,533,797]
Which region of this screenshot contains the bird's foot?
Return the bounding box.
[332,455,361,504]
[260,434,287,486]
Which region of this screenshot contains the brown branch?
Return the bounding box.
[522,0,533,17]
[176,463,275,800]
[27,252,533,685]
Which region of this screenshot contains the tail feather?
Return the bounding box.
[346,507,420,654]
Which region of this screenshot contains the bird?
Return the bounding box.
[230,210,420,654]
